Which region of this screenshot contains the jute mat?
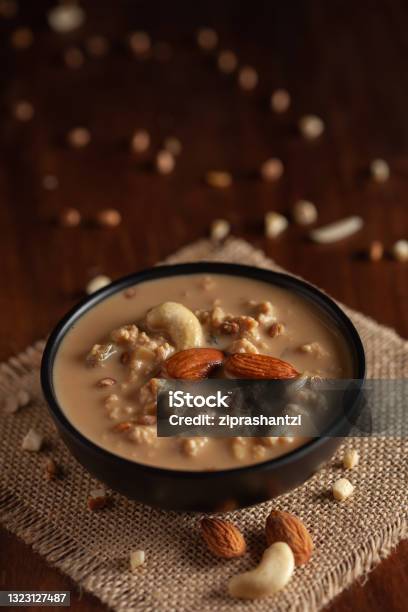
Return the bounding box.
[0,238,407,612]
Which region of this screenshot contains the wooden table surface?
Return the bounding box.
[0,1,407,610]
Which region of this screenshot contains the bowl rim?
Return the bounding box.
[41,261,366,479]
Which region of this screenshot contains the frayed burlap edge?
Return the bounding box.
[0,237,407,612]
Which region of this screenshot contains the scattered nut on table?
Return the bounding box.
[370,158,390,183]
[10,27,33,49]
[59,207,81,228]
[270,89,291,113]
[196,27,218,51]
[45,457,59,480]
[265,212,288,238]
[210,219,231,242]
[299,114,325,139]
[130,550,145,570]
[205,171,232,188]
[67,127,91,148]
[156,150,175,174]
[22,428,43,452]
[238,65,258,91]
[260,158,284,182]
[265,510,313,565]
[369,240,384,262]
[96,208,122,228]
[88,488,109,511]
[292,200,318,225]
[13,100,34,122]
[391,239,408,262]
[332,477,355,501]
[217,50,238,74]
[201,517,246,558]
[309,216,363,244]
[342,449,359,469]
[131,129,150,154]
[86,275,112,295]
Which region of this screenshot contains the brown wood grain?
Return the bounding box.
[0,1,407,610]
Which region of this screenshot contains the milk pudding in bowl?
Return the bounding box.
[42,263,365,510]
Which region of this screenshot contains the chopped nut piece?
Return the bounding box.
[10,27,33,49]
[270,89,291,113]
[97,377,116,388]
[67,127,91,148]
[227,338,259,354]
[258,436,279,447]
[299,342,326,358]
[332,478,354,501]
[13,100,34,122]
[86,275,112,295]
[293,200,318,225]
[205,171,232,188]
[88,488,108,511]
[96,208,122,228]
[63,46,84,69]
[342,449,359,470]
[299,115,325,140]
[231,438,248,460]
[42,174,59,191]
[268,322,285,337]
[369,240,384,262]
[391,239,408,262]
[164,137,182,156]
[217,50,238,74]
[370,158,390,183]
[220,319,240,335]
[156,150,175,174]
[135,414,157,426]
[210,219,230,242]
[48,4,85,33]
[86,35,110,57]
[129,31,151,55]
[45,458,59,480]
[130,129,150,153]
[252,444,267,460]
[59,207,81,228]
[238,65,258,91]
[111,324,139,345]
[196,27,218,51]
[87,343,116,365]
[22,428,43,452]
[265,212,288,238]
[260,158,284,182]
[113,421,133,432]
[17,389,30,408]
[182,437,208,457]
[130,550,145,570]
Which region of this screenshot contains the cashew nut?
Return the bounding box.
[146,302,203,351]
[228,542,294,600]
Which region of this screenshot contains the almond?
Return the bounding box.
[224,353,299,379]
[201,517,246,558]
[265,510,313,565]
[163,348,224,380]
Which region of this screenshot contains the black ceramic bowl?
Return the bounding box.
[41,262,365,512]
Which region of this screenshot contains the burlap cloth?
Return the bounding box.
[0,238,407,612]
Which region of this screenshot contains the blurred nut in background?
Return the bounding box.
[217,50,238,74]
[299,115,325,139]
[265,212,288,238]
[63,46,85,69]
[129,31,151,56]
[211,219,231,242]
[370,158,390,183]
[13,100,34,122]
[59,208,81,228]
[42,174,59,191]
[156,150,175,175]
[10,27,33,50]
[292,200,318,225]
[369,240,384,262]
[238,65,258,91]
[260,158,284,182]
[86,275,112,295]
[131,129,150,153]
[392,239,408,262]
[67,127,91,148]
[164,137,182,156]
[96,209,122,228]
[270,89,291,113]
[205,171,232,188]
[86,35,110,58]
[47,4,85,33]
[196,27,218,51]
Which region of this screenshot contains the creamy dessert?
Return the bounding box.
[53,273,351,470]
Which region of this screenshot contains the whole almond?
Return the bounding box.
[163,348,224,380]
[224,353,299,379]
[265,510,313,565]
[201,517,246,558]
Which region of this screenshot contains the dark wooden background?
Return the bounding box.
[0,0,407,610]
